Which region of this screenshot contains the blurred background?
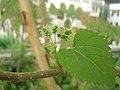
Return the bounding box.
[0,0,120,90]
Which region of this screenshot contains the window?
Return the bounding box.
[111,10,114,16]
[111,10,118,16]
[110,22,112,25]
[117,10,120,17]
[93,7,97,12]
[116,22,118,26]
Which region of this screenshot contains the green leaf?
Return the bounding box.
[57,30,115,85]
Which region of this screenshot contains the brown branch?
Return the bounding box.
[0,68,68,84]
[0,66,120,84]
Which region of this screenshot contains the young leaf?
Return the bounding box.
[57,30,115,85]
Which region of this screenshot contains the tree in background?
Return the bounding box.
[60,3,66,14]
[1,0,22,37]
[66,5,75,19]
[64,19,71,28]
[100,5,109,20]
[49,3,83,21]
[74,7,83,19]
[49,3,58,15]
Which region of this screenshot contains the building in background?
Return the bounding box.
[105,0,120,26]
[90,0,105,17]
[32,0,120,27]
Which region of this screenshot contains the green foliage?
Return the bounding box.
[41,25,116,86]
[84,17,120,44]
[49,3,82,20]
[49,3,58,15]
[0,35,45,90]
[42,24,72,49]
[61,28,72,40]
[74,7,82,19]
[49,3,63,18]
[33,7,41,20]
[40,24,73,68]
[13,16,22,31]
[100,5,109,20]
[54,76,78,90]
[0,0,118,88]
[42,24,63,59]
[60,3,66,14]
[1,0,20,20]
[0,53,47,90]
[0,35,21,50]
[32,6,51,25]
[66,5,75,19]
[57,30,115,85]
[64,19,71,28]
[1,0,22,32]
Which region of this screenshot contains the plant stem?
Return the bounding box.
[0,68,68,84]
[0,66,120,84]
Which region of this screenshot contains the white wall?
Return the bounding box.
[90,0,105,17]
[107,3,120,26]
